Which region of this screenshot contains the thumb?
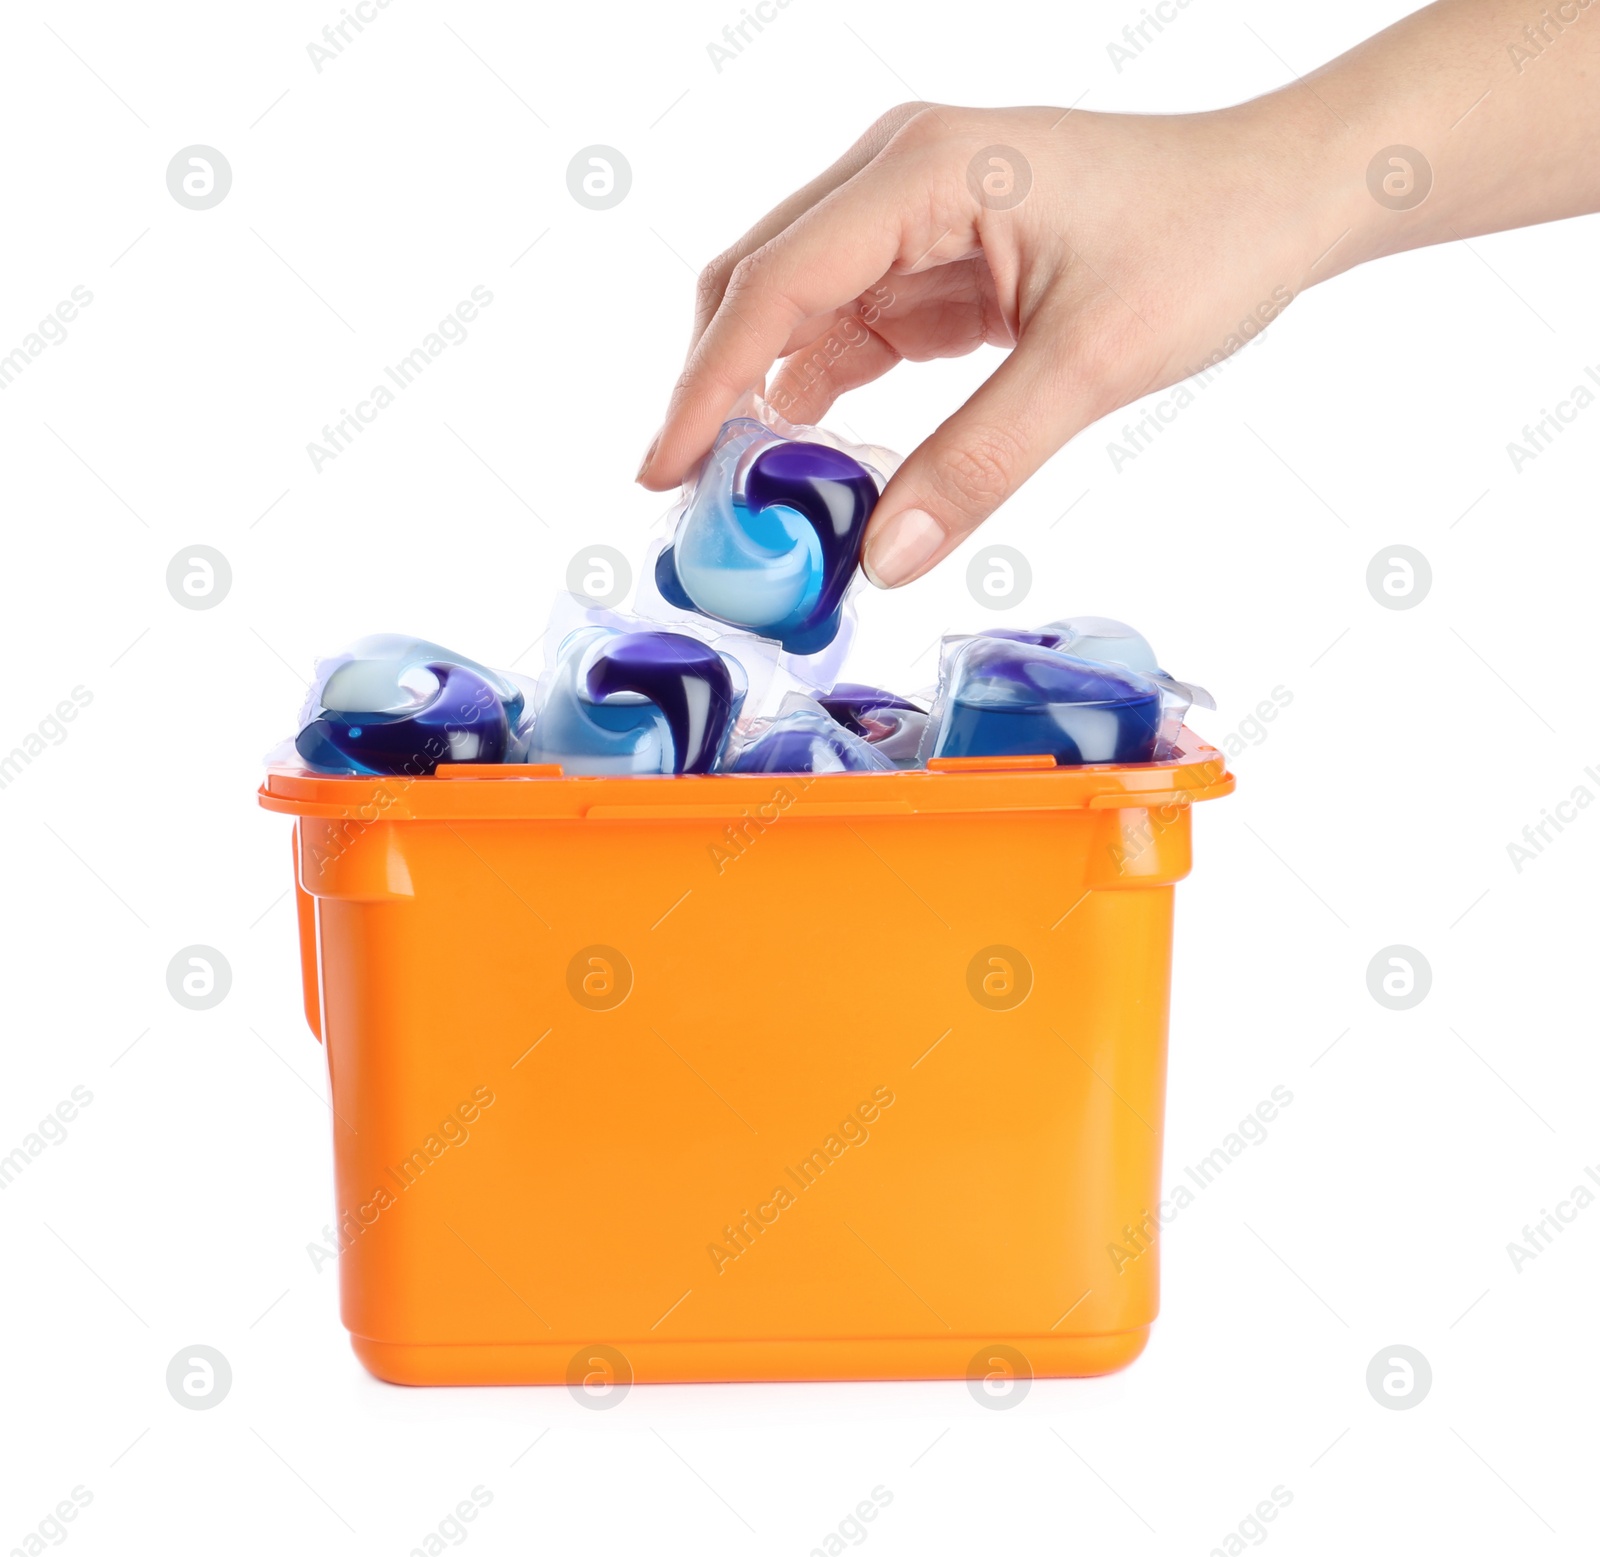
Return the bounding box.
[861,327,1102,589]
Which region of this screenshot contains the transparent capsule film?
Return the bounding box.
[536,598,775,715]
[522,615,750,776]
[917,635,980,767]
[728,693,897,776]
[1157,674,1215,712]
[920,620,1216,764]
[1047,616,1161,675]
[815,683,930,769]
[636,534,859,693]
[1046,614,1216,736]
[740,391,903,485]
[1152,682,1193,757]
[645,397,897,679]
[286,635,524,776]
[922,635,1170,767]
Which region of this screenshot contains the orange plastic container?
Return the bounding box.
[258,731,1232,1386]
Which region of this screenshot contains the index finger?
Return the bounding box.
[685,102,934,361]
[639,160,959,489]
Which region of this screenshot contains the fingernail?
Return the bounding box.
[635,430,661,483]
[863,508,945,589]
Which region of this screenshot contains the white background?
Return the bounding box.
[2,0,1596,1552]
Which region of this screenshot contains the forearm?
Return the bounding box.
[1245,0,1600,281]
[642,0,1599,570]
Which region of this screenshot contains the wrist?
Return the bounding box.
[1216,92,1382,293]
[1225,0,1599,285]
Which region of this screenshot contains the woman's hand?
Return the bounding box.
[636,0,1600,587]
[636,100,1331,587]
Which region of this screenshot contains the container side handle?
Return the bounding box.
[292,823,323,1043]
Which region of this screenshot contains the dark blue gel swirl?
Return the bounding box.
[295,662,510,775]
[978,627,1067,649]
[934,640,1163,766]
[817,682,924,740]
[585,631,737,775]
[731,725,880,775]
[657,439,879,655]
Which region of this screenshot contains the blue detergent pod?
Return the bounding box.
[978,628,1068,648]
[1044,614,1215,733]
[816,683,929,769]
[927,637,1165,766]
[525,626,745,775]
[729,695,896,776]
[654,418,883,656]
[294,635,519,775]
[1046,616,1160,674]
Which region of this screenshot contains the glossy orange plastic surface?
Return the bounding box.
[260,732,1232,1386]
